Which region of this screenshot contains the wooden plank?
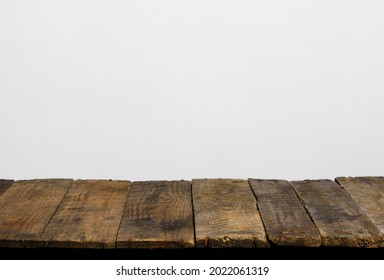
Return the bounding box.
[249,179,321,247]
[335,176,384,235]
[290,179,383,247]
[0,179,73,248]
[42,180,131,248]
[0,180,14,197]
[192,179,269,248]
[117,180,194,248]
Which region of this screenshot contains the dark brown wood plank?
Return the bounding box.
[290,179,383,247]
[335,177,384,235]
[41,180,131,248]
[117,180,194,248]
[192,179,269,248]
[0,179,73,248]
[0,180,14,197]
[249,179,321,247]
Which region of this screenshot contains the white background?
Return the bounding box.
[1,1,383,181]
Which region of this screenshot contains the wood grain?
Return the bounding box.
[249,179,321,246]
[192,179,269,248]
[336,177,384,235]
[290,179,383,247]
[0,180,14,197]
[0,179,73,248]
[42,180,131,248]
[117,181,194,248]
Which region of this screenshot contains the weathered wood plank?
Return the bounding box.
[192,179,269,248]
[290,179,383,247]
[42,180,131,248]
[335,176,384,235]
[0,180,14,197]
[249,179,321,247]
[0,179,73,248]
[117,181,194,248]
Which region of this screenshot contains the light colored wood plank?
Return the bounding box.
[117,181,194,248]
[0,180,14,197]
[336,176,384,235]
[42,180,131,248]
[290,179,383,247]
[192,179,269,248]
[0,179,73,248]
[249,179,321,246]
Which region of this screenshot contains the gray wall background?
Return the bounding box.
[1,1,383,180]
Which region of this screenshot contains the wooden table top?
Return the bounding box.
[0,177,383,249]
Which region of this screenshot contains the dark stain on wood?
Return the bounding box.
[249,179,321,247]
[41,180,131,248]
[290,179,383,247]
[336,176,384,237]
[0,180,14,197]
[117,181,194,249]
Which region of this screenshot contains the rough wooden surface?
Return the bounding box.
[0,179,73,248]
[336,177,384,235]
[249,179,321,247]
[290,179,383,247]
[0,180,14,197]
[117,181,194,248]
[0,177,384,249]
[192,179,269,248]
[41,180,131,248]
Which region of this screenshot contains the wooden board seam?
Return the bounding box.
[190,182,197,248]
[193,179,268,248]
[39,180,75,247]
[290,179,383,247]
[334,177,384,243]
[333,177,380,231]
[287,181,323,242]
[112,181,133,249]
[247,179,271,246]
[334,177,359,200]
